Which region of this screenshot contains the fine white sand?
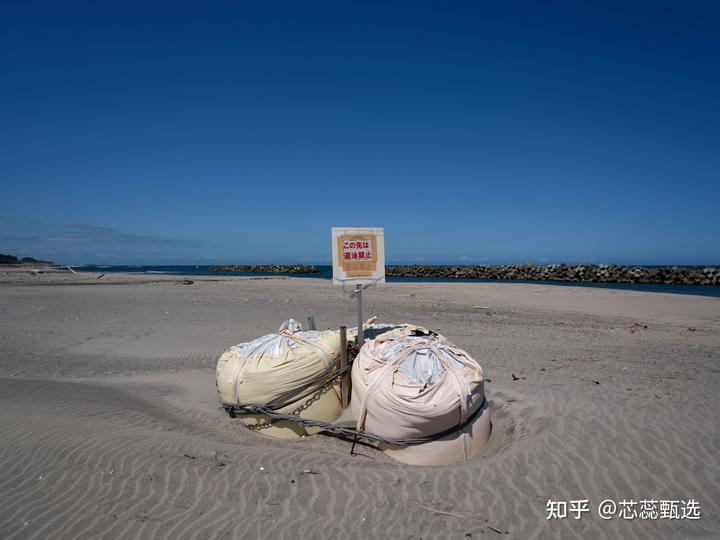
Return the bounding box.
[1,271,719,538]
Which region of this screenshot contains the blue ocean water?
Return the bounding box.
[73,265,720,298]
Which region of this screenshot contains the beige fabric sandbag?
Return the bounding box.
[351,325,491,465]
[216,319,342,438]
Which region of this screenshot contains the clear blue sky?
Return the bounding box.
[1,1,718,265]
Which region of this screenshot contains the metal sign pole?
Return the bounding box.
[332,227,384,348]
[339,325,350,408]
[356,284,364,348]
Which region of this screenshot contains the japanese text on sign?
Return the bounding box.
[342,240,372,260]
[331,227,385,285]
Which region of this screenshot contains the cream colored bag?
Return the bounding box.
[216,319,342,438]
[351,325,491,465]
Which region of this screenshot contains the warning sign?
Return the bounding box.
[331,227,385,285]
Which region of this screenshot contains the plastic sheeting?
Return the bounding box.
[231,326,323,359]
[351,325,491,465]
[216,319,342,438]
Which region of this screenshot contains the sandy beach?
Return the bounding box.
[1,270,719,539]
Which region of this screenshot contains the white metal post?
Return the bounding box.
[356,284,364,348]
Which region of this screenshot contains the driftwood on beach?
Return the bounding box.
[386,264,720,286]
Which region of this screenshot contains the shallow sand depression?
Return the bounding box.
[1,272,719,539]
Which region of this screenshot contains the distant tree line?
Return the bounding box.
[0,253,54,265]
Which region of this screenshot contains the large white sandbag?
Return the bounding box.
[216,319,342,438]
[351,325,491,465]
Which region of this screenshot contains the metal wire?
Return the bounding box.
[222,394,486,447]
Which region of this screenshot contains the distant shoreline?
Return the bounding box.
[208,264,320,274]
[6,264,719,297]
[200,263,720,287]
[385,263,719,286]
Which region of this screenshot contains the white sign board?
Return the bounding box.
[331,227,385,285]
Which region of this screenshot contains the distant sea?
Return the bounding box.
[73,265,720,298]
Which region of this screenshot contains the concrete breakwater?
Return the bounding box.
[208,264,320,274]
[386,264,720,286]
